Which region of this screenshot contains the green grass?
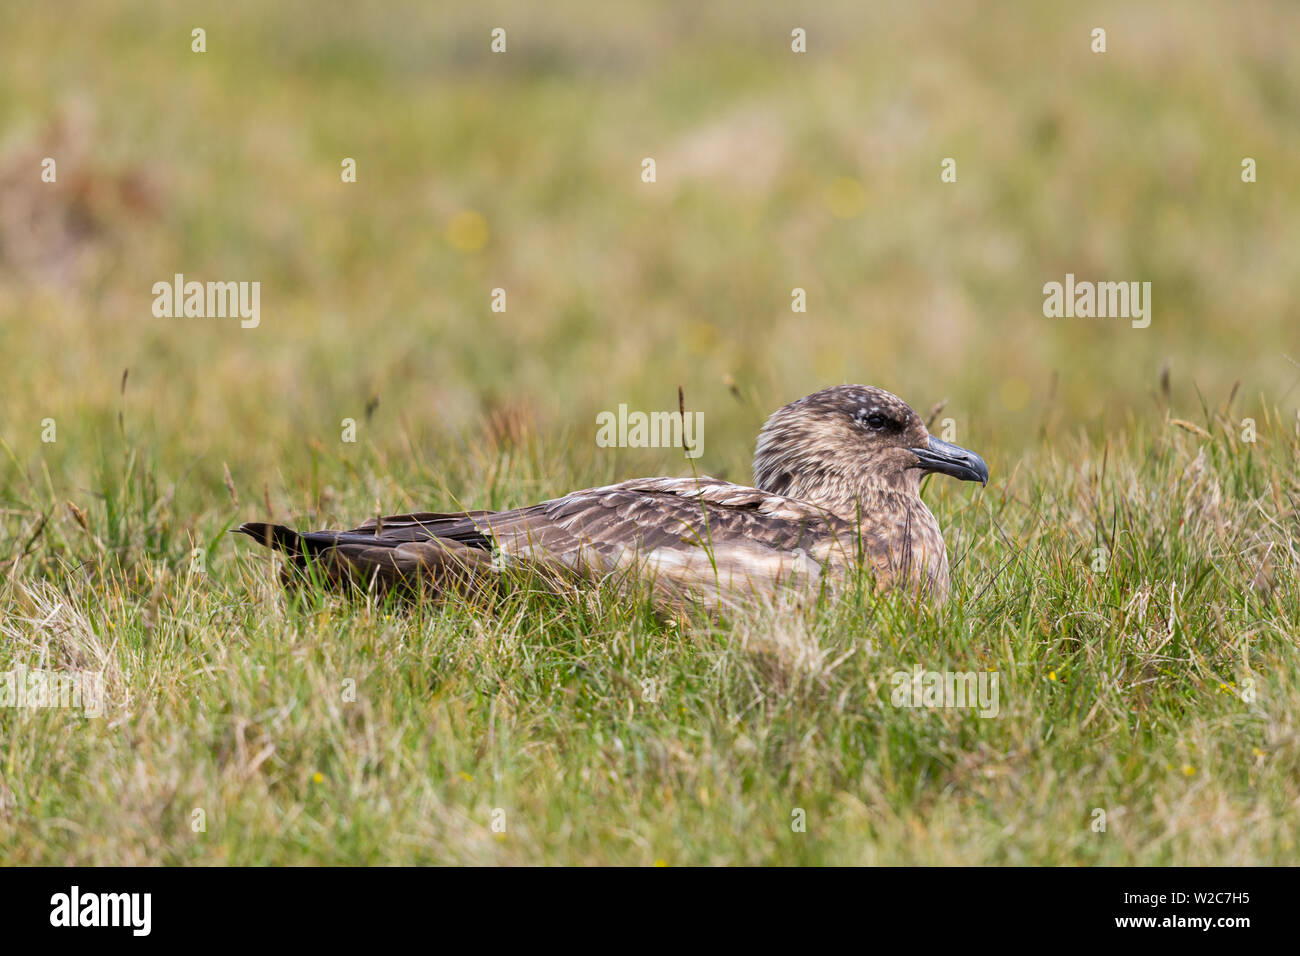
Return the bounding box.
[3,405,1297,864]
[2,0,1299,864]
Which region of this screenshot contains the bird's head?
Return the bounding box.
[753,384,988,514]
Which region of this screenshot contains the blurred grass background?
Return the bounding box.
[2,0,1300,865]
[2,0,1298,506]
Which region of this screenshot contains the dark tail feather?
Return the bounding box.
[234,522,305,557]
[233,521,490,595]
[234,522,391,557]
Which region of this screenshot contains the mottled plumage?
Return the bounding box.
[235,385,988,611]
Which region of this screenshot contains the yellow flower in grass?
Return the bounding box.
[825,177,866,219]
[1181,764,1196,777]
[446,210,489,252]
[312,772,324,784]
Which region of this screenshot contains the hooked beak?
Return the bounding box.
[909,435,989,485]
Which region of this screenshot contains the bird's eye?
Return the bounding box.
[861,412,889,429]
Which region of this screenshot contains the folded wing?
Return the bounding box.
[237,476,886,607]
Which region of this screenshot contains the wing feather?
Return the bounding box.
[239,476,900,607]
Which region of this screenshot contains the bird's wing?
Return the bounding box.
[240,477,893,606]
[463,476,868,605]
[345,510,497,546]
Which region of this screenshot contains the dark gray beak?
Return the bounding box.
[909,436,989,485]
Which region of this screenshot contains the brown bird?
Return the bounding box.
[235,385,987,611]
